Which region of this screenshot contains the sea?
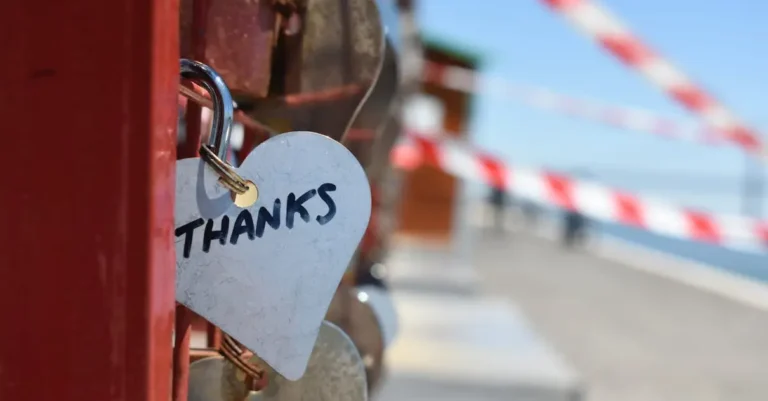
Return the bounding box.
[462,182,768,284]
[600,222,768,283]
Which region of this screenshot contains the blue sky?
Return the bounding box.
[412,0,768,215]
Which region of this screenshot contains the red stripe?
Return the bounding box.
[669,86,712,112]
[477,153,508,190]
[615,193,645,227]
[685,211,720,243]
[412,135,442,167]
[423,62,447,86]
[543,0,582,10]
[545,173,575,210]
[757,223,768,246]
[726,127,760,151]
[599,36,653,65]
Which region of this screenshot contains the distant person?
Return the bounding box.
[561,169,594,248]
[562,208,588,247]
[487,186,509,232]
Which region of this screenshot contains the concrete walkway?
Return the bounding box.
[375,207,768,401]
[472,229,768,401]
[375,239,582,401]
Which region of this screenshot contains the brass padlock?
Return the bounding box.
[188,322,367,401]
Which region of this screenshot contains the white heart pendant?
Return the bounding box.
[174,131,371,380]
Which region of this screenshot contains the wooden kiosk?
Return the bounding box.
[396,37,482,243]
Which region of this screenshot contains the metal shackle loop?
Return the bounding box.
[180,59,249,194]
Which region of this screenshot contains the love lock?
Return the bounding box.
[176,59,371,380]
[180,0,303,99]
[188,321,367,401]
[188,356,250,401]
[180,0,384,142]
[324,284,398,394]
[246,0,386,141]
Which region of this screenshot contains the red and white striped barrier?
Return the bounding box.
[541,0,765,157]
[390,130,768,251]
[421,62,725,146]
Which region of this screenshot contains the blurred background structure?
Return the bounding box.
[374,1,768,400]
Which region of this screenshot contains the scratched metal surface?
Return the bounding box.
[174,132,371,380]
[325,287,386,392]
[248,0,386,141]
[296,0,382,93]
[248,321,368,401]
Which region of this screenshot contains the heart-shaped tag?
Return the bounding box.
[175,131,371,380]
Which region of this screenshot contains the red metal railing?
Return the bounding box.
[0,0,178,400]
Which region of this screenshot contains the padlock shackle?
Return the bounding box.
[180,59,234,161]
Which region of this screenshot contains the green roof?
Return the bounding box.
[421,33,485,68]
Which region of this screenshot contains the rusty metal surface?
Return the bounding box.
[180,0,277,99]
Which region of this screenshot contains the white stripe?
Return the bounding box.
[442,66,476,92]
[527,88,562,110]
[635,198,689,239]
[637,58,690,91]
[441,141,483,182]
[701,105,739,131]
[510,169,550,205]
[572,181,616,221]
[717,215,765,252]
[566,2,627,38]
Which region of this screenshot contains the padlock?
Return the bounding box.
[244,0,386,141]
[188,356,252,401]
[176,59,371,380]
[187,321,367,401]
[243,321,367,401]
[324,285,386,394]
[180,0,288,100]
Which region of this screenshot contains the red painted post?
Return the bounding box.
[0,0,178,400]
[174,2,210,400]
